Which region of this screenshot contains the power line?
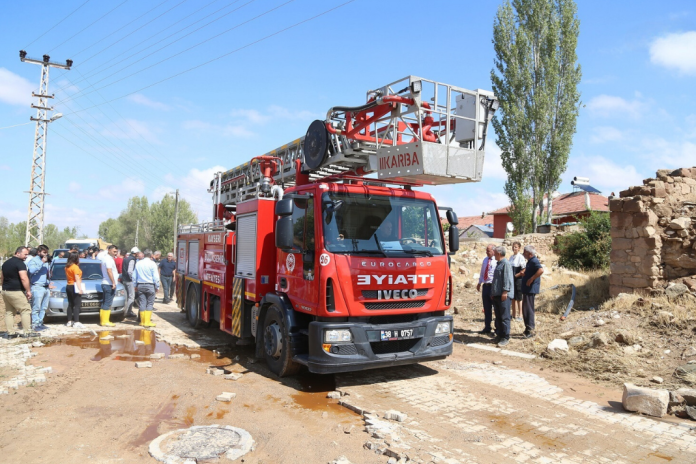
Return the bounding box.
[65,0,357,115]
[24,0,93,49]
[60,0,261,103]
[70,0,175,59]
[62,68,192,174]
[49,0,131,53]
[0,122,34,130]
[50,0,229,96]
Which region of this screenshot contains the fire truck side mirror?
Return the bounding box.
[448,225,459,254]
[275,199,294,217]
[446,210,458,225]
[276,216,294,251]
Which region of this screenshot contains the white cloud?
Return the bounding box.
[586,94,646,119]
[150,165,226,221]
[44,203,111,237]
[0,68,34,106]
[568,155,643,195]
[67,181,81,193]
[483,142,508,180]
[182,120,254,138]
[101,119,161,144]
[649,31,696,75]
[642,138,696,169]
[127,93,170,111]
[98,177,145,200]
[590,126,625,143]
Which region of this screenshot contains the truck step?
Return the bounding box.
[292,354,309,366]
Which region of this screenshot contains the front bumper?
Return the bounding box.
[303,315,453,374]
[47,296,127,317]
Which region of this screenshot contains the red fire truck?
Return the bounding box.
[175,76,498,376]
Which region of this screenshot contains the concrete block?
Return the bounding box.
[327,391,341,399]
[135,340,145,345]
[150,353,165,359]
[384,410,407,422]
[207,368,224,376]
[190,354,201,359]
[168,353,186,359]
[216,392,236,402]
[135,361,152,368]
[224,373,243,381]
[622,383,668,417]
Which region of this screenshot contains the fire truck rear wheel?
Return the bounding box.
[263,305,300,377]
[186,286,205,329]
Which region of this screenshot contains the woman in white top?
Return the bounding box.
[509,241,526,321]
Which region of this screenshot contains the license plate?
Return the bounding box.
[82,301,100,308]
[380,328,416,341]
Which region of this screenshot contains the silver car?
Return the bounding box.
[47,258,127,321]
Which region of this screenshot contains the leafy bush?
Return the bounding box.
[555,211,611,270]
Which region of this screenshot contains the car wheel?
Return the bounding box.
[263,305,300,377]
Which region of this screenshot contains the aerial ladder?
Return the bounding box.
[209,76,498,217]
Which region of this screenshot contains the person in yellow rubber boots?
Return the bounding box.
[99,245,119,327]
[133,249,160,328]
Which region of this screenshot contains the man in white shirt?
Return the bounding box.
[99,245,119,327]
[476,244,497,335]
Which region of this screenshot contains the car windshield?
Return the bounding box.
[51,263,103,280]
[322,192,444,256]
[66,243,91,251]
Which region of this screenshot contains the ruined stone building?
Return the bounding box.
[609,167,696,296]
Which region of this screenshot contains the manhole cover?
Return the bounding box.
[149,425,254,463]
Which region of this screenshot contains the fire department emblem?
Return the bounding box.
[319,253,330,266]
[286,253,295,272]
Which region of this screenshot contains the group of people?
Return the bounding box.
[1,243,178,338]
[476,242,544,346]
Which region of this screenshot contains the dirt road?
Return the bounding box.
[1,301,694,464]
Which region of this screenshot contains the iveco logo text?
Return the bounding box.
[357,274,434,285]
[377,289,420,300]
[360,261,431,268]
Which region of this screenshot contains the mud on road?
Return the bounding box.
[2,301,696,463]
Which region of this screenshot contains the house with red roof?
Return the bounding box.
[488,191,609,238]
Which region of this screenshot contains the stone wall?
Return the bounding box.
[609,167,696,296]
[502,233,559,259]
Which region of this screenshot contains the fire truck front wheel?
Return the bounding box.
[263,305,301,377]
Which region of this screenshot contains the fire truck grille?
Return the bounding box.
[364,300,426,310]
[430,335,450,347]
[370,338,420,355]
[361,289,428,299]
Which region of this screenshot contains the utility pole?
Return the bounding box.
[135,219,140,248]
[19,50,72,246]
[172,189,179,254]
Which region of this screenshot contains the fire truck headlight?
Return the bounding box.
[435,321,451,334]
[325,329,352,343]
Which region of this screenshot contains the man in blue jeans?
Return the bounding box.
[476,244,497,335]
[158,252,177,304]
[27,244,52,331]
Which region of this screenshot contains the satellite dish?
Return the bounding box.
[506,222,514,232]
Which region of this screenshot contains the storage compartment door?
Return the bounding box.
[235,214,257,279]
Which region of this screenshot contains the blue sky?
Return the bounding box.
[1,0,695,236]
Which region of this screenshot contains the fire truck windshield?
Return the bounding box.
[322,192,444,257]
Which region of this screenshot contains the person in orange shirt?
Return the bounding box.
[65,252,85,328]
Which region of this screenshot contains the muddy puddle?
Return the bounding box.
[57,329,229,364]
[290,373,358,418]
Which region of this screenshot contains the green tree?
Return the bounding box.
[150,194,197,253]
[97,194,198,254]
[0,218,84,257]
[555,211,610,270]
[491,0,582,232]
